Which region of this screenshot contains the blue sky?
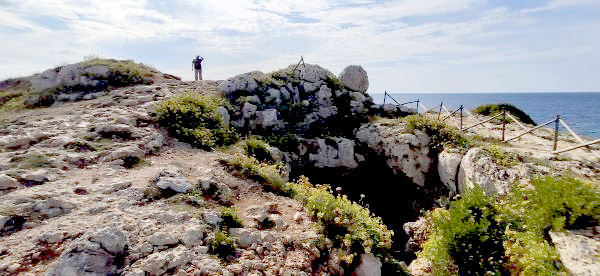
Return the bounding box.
[0,0,599,92]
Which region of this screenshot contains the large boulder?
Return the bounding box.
[338,65,369,93]
[48,227,129,276]
[457,148,528,195]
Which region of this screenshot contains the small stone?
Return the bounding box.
[353,254,382,276]
[89,227,129,254]
[203,210,223,226]
[38,230,66,244]
[293,212,303,223]
[155,176,192,193]
[149,232,179,246]
[0,174,20,190]
[182,226,205,246]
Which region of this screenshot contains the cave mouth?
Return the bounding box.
[289,154,432,263]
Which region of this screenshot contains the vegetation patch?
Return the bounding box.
[154,92,238,150]
[419,176,600,275]
[403,114,470,152]
[473,103,536,125]
[206,229,237,259]
[482,145,519,167]
[238,137,275,163]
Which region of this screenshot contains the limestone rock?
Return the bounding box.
[182,226,206,246]
[138,246,192,275]
[437,151,463,196]
[102,145,145,162]
[155,176,192,193]
[304,137,359,169]
[217,71,265,96]
[203,210,223,226]
[356,123,432,186]
[0,174,19,190]
[31,198,74,218]
[90,227,129,254]
[353,254,381,276]
[338,65,369,93]
[457,148,528,195]
[550,230,600,275]
[230,228,261,248]
[149,232,179,246]
[48,228,129,276]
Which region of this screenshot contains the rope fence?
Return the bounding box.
[381,93,600,156]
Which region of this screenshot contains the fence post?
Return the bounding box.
[460,105,463,130]
[383,91,386,105]
[501,109,506,142]
[437,102,443,120]
[553,115,560,151]
[416,99,419,113]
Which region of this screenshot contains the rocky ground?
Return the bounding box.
[0,79,332,275]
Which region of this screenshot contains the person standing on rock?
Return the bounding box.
[192,55,204,81]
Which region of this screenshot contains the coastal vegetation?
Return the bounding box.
[402,114,470,152]
[473,103,536,125]
[420,176,600,275]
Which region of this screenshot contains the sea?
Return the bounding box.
[369,92,600,138]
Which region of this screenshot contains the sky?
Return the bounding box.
[0,0,599,93]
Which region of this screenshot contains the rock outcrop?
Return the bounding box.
[356,123,432,186]
[217,64,374,136]
[457,148,529,195]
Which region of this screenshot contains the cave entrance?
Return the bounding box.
[289,154,426,262]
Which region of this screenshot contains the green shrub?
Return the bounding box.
[420,187,507,275]
[403,114,469,151]
[498,177,599,274]
[473,104,536,126]
[154,92,238,150]
[222,152,288,193]
[420,176,599,275]
[220,207,243,229]
[325,74,344,91]
[240,137,274,163]
[206,230,236,259]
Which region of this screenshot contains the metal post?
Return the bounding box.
[416,99,419,113]
[437,102,443,120]
[553,115,560,151]
[460,105,463,130]
[502,109,506,142]
[383,91,386,105]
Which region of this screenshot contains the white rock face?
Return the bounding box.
[304,138,359,169]
[0,174,19,190]
[356,123,432,186]
[457,148,528,195]
[437,151,463,196]
[182,226,205,246]
[353,254,382,276]
[203,210,223,226]
[230,228,262,248]
[137,246,192,275]
[338,65,369,93]
[550,230,600,275]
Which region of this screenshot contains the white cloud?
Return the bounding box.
[0,0,598,92]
